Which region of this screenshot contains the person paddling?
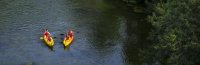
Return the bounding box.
[65,35,69,40]
[68,30,73,37]
[44,29,51,41]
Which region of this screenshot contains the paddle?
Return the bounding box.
[60,33,65,35]
[40,36,57,40]
[60,33,65,40]
[40,37,43,40]
[53,37,57,39]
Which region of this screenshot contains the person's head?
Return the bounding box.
[70,30,73,33]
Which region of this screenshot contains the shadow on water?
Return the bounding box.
[105,0,152,65]
[64,45,71,51]
[81,1,124,64]
[124,13,152,65]
[91,10,119,49]
[47,46,54,51]
[90,11,120,64]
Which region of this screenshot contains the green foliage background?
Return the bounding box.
[147,0,200,65]
[123,0,200,65]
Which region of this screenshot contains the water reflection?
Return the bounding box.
[104,0,152,64]
[91,11,119,49]
[72,1,125,65]
[89,9,122,65]
[123,9,152,65]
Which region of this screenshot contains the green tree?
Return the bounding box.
[146,0,200,65]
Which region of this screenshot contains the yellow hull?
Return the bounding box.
[63,36,74,47]
[43,35,54,47]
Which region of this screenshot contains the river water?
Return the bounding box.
[0,0,151,65]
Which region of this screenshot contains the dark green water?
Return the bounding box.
[0,0,151,65]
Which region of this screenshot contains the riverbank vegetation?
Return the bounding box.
[122,0,200,65]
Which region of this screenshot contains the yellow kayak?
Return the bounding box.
[63,30,74,47]
[43,31,54,47]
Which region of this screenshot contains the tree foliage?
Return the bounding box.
[147,0,200,65]
[121,0,200,64]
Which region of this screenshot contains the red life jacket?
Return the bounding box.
[47,36,51,41]
[44,31,51,41]
[66,35,69,40]
[44,32,48,36]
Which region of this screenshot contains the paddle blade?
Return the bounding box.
[40,37,43,40]
[53,37,57,39]
[60,34,64,35]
